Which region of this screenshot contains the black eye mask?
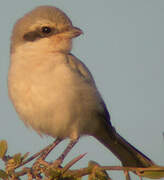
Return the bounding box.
[23,27,57,41]
[23,31,43,41]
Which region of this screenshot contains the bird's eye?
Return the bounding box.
[41,26,52,34]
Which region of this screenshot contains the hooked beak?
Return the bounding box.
[61,26,83,39]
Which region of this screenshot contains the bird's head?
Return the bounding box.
[11,6,83,53]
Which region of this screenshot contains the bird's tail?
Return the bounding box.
[93,124,155,167]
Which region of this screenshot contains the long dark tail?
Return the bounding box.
[93,123,155,167]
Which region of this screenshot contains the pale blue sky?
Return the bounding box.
[1,0,164,179]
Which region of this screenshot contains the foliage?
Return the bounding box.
[0,140,164,180]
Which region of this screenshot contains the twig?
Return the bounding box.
[139,176,143,180]
[15,139,61,169]
[124,170,131,180]
[63,153,87,173]
[14,167,31,178]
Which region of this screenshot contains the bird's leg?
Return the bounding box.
[33,138,62,169]
[38,138,62,161]
[53,138,79,167]
[16,139,62,169]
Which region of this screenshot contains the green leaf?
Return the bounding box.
[136,165,164,179]
[88,161,111,180]
[22,152,29,161]
[0,140,8,159]
[13,153,22,165]
[46,167,62,178]
[0,169,8,178]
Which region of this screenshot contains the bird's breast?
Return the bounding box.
[8,52,102,138]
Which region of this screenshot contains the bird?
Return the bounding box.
[8,5,158,177]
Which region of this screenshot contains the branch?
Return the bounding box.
[1,140,164,180]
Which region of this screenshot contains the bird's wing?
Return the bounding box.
[67,53,97,87]
[67,53,112,127]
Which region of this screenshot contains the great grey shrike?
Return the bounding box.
[8,6,159,178]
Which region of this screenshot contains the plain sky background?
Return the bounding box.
[1,0,164,179]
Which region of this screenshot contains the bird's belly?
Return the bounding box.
[8,64,101,138]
